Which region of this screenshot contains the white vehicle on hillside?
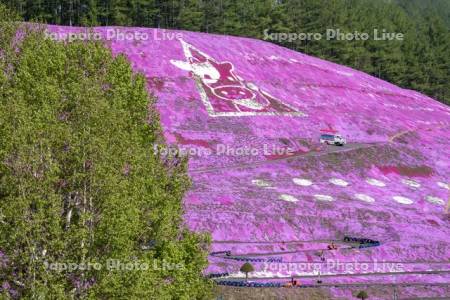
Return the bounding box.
[320,134,346,146]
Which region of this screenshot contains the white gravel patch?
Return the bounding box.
[314,194,334,201]
[279,194,299,202]
[437,182,450,190]
[355,193,375,203]
[393,196,413,205]
[329,178,349,187]
[426,196,445,205]
[402,179,421,188]
[293,178,313,186]
[366,178,386,187]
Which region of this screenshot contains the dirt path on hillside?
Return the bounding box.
[190,142,381,174]
[210,246,353,258]
[388,123,450,143]
[190,123,450,174]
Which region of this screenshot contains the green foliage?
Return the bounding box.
[394,0,450,29]
[357,290,369,300]
[240,262,254,273]
[176,0,204,32]
[0,6,212,298]
[240,262,254,280]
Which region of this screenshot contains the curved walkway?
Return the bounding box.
[217,270,450,281]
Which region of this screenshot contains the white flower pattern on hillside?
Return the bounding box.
[279,194,299,202]
[426,196,444,205]
[329,178,349,186]
[252,175,445,208]
[393,196,413,205]
[402,179,421,188]
[355,194,375,203]
[252,179,271,188]
[314,194,334,201]
[366,178,386,187]
[437,182,449,190]
[293,178,313,186]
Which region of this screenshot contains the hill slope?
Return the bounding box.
[48,26,450,297]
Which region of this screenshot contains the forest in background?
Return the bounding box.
[1,0,449,105]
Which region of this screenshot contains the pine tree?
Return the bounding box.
[176,0,204,31]
[128,0,159,27]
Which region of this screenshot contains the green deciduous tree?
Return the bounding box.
[0,4,212,298]
[240,262,254,281]
[357,290,369,300]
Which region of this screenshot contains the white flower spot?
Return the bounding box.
[437,182,450,190]
[426,196,445,205]
[355,194,375,203]
[393,196,413,205]
[252,179,271,187]
[402,179,421,188]
[293,178,313,186]
[329,178,349,187]
[279,194,299,202]
[366,178,386,187]
[314,194,334,202]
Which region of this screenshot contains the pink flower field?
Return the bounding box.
[48,26,450,297]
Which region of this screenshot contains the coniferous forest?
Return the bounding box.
[1,0,449,105]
